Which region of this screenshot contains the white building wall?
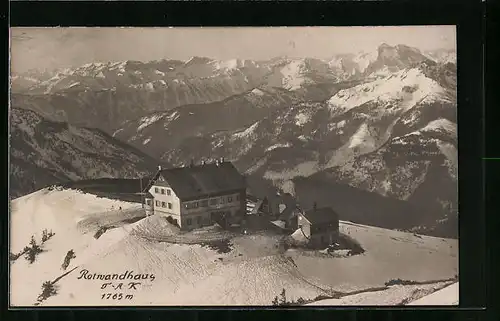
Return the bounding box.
[180,193,242,229]
[148,181,244,230]
[149,185,182,226]
[298,214,311,238]
[144,197,154,216]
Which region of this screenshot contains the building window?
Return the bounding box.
[197,216,202,224]
[161,202,166,208]
[155,200,160,206]
[160,189,166,195]
[168,202,172,209]
[167,189,171,196]
[186,218,192,225]
[146,199,152,206]
[201,200,208,207]
[228,196,233,203]
[155,187,159,193]
[220,197,225,204]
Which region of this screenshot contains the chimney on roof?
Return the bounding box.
[313,202,317,211]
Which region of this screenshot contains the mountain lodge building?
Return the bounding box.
[142,159,247,230]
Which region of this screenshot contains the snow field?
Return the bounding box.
[10,189,458,306]
[287,221,458,293]
[407,282,458,305]
[308,281,455,306]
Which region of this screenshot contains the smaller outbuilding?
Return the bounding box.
[297,204,340,248]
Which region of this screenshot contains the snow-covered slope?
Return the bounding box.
[307,281,456,306]
[327,68,450,115]
[113,83,347,160]
[8,188,327,306]
[9,108,159,198]
[9,189,458,306]
[364,43,430,76]
[158,65,455,178]
[328,50,378,79]
[407,282,458,305]
[11,69,59,93]
[265,58,339,90]
[424,49,457,65]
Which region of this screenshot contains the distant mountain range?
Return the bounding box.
[10,43,457,237]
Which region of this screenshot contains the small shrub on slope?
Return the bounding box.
[37,281,57,303]
[94,226,109,239]
[271,288,306,306]
[41,229,55,243]
[10,250,26,262]
[24,236,43,264]
[61,250,76,271]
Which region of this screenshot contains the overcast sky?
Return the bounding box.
[10,26,456,73]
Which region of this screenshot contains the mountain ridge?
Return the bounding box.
[10,107,162,198]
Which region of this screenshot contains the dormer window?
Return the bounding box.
[160,189,166,195]
[167,189,171,196]
[155,187,159,193]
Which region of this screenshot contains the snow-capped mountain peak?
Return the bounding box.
[328,68,447,114]
[184,56,214,66]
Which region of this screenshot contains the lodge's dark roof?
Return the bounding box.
[303,207,339,225]
[246,194,260,203]
[157,161,246,201]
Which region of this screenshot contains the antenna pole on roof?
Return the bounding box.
[140,177,144,209]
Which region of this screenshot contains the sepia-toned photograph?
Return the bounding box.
[9,26,458,307]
